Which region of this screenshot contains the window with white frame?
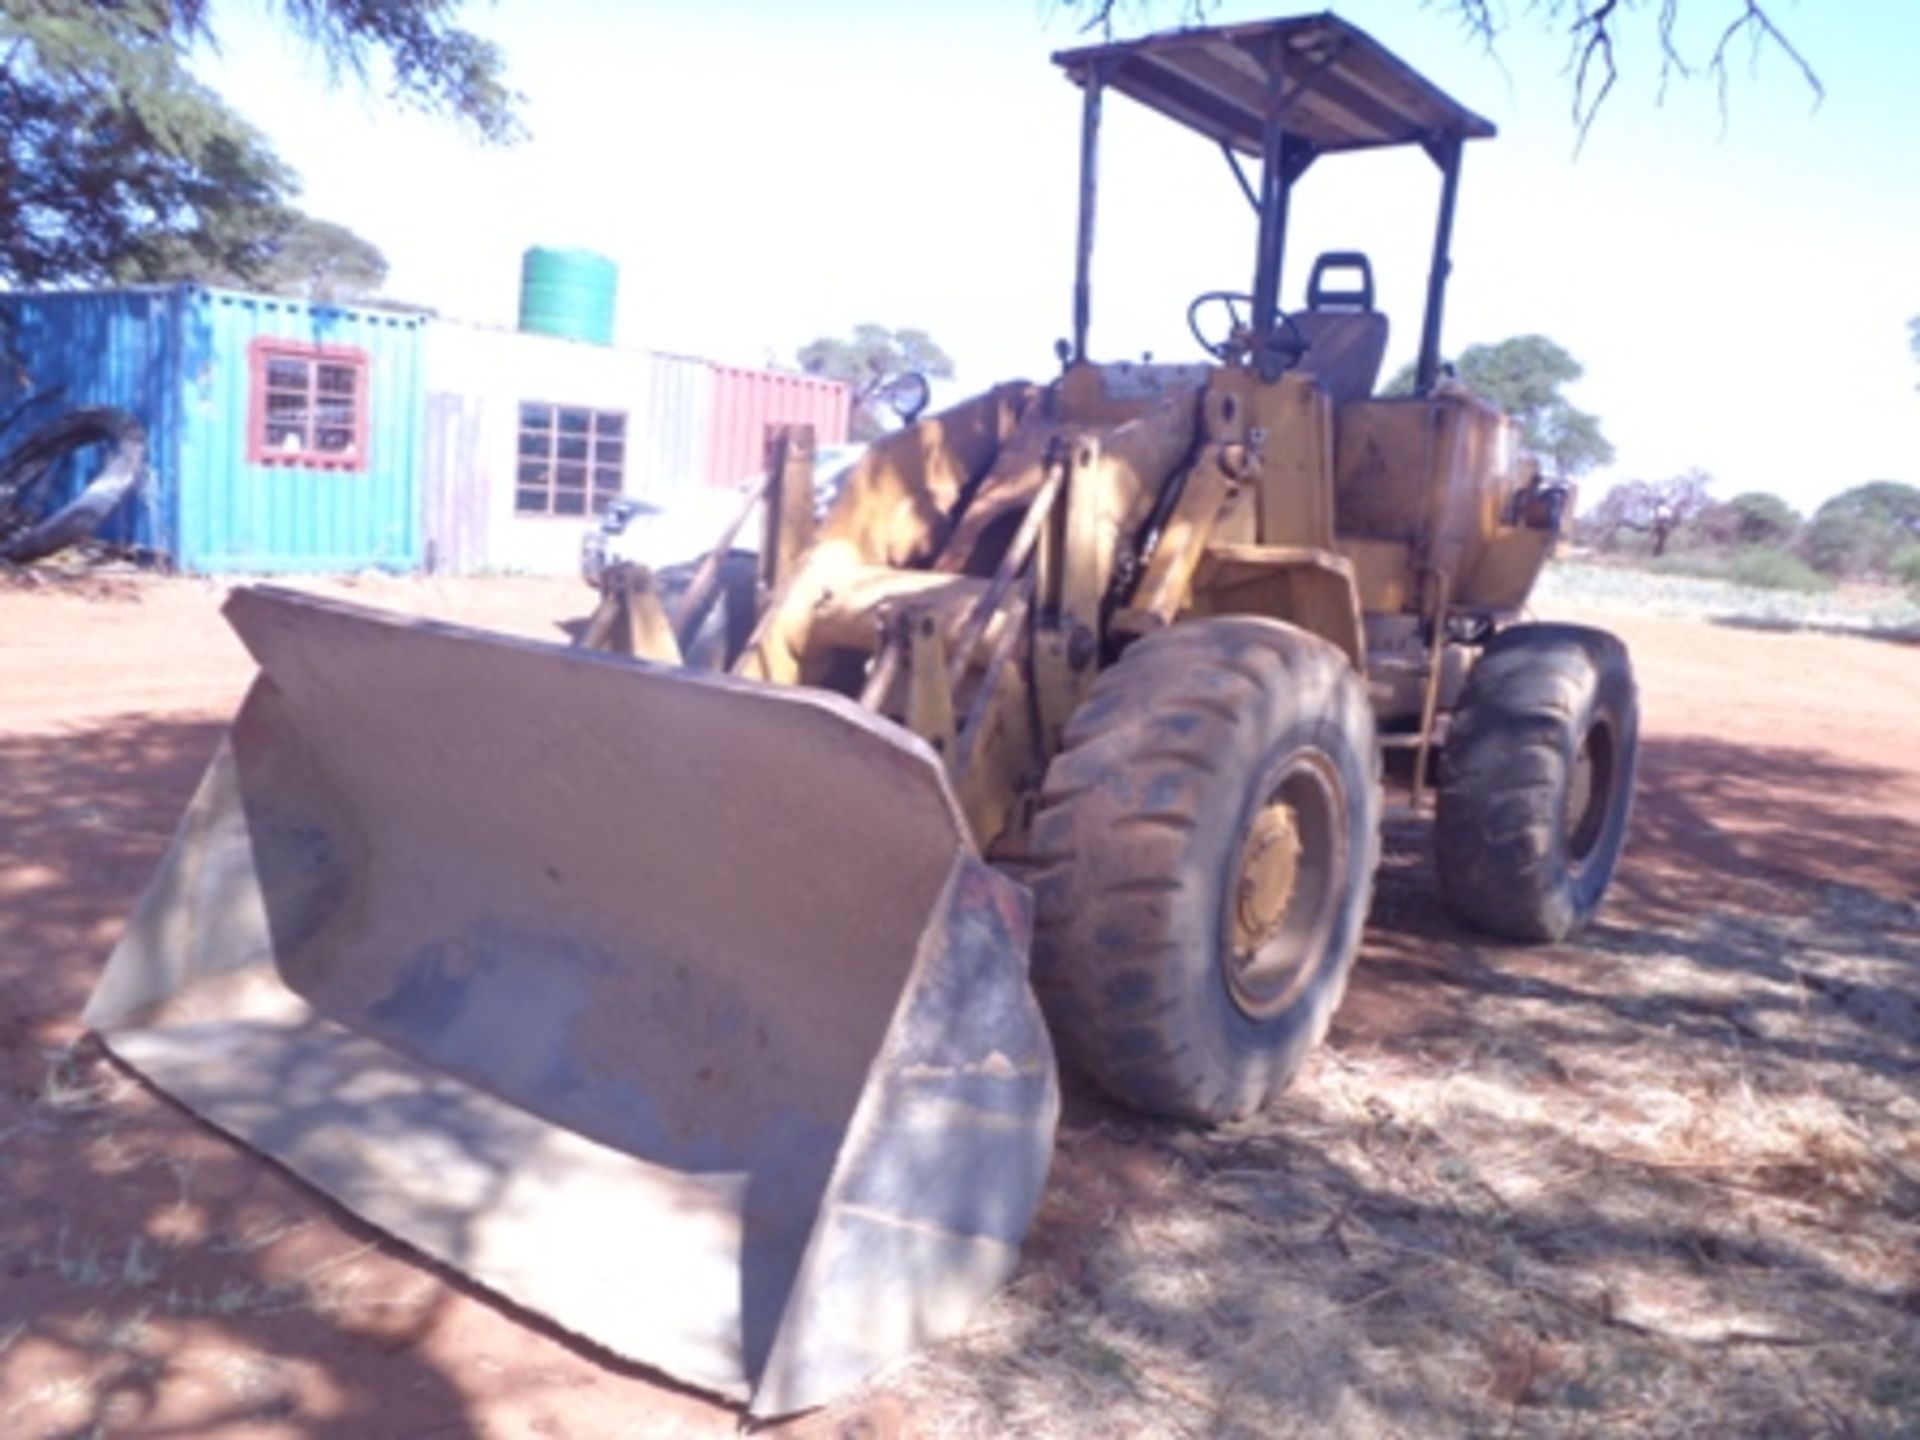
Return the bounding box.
[516,403,626,516]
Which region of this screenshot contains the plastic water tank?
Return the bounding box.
[518,247,618,345]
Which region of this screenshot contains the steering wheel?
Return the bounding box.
[1185,291,1311,375]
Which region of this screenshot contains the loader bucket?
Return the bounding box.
[84,586,1058,1417]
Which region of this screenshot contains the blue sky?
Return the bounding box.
[195,1,1920,513]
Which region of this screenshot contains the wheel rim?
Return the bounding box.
[1565,716,1617,870]
[1223,750,1348,1021]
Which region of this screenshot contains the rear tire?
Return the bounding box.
[1028,618,1380,1123]
[1434,623,1638,942]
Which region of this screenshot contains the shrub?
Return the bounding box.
[1892,544,1920,589]
[1726,547,1829,592]
[1798,509,1883,578]
[1692,492,1801,549]
[1647,550,1730,580]
[1799,482,1920,578]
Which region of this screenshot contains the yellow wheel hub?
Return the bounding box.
[1233,802,1302,954]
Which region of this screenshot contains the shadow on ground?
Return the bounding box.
[0,714,741,1438]
[896,732,1920,1436]
[0,715,477,1436]
[1709,612,1920,648]
[5,712,1917,1437]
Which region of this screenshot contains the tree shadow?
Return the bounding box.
[1710,612,1920,648]
[896,728,1920,1434]
[0,712,743,1438]
[1343,734,1920,1079]
[8,709,1917,1436]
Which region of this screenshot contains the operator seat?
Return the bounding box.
[1291,252,1389,407]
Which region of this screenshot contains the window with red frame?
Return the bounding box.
[248,340,369,469]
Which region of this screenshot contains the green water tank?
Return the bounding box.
[518,246,618,345]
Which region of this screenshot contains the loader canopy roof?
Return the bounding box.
[1053,13,1495,155]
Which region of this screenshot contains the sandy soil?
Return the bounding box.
[1,569,1914,1438]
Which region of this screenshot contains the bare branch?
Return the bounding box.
[1707,0,1827,120]
[1566,0,1621,145]
[1060,1,1821,137]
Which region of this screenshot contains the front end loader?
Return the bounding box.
[86,13,1638,1417]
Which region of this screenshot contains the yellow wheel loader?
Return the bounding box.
[85,13,1638,1418]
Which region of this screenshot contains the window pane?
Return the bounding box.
[593,412,626,438]
[557,409,591,436]
[519,403,553,431]
[591,465,622,497]
[516,460,550,486]
[517,431,550,458]
[263,389,308,451]
[515,488,549,514]
[594,439,624,467]
[317,364,357,396]
[254,348,365,465]
[591,490,616,515]
[556,435,589,463]
[553,490,586,516]
[555,463,587,491]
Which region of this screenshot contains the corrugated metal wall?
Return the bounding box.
[0,285,425,573]
[635,351,714,499]
[176,289,424,573]
[421,322,720,575]
[421,392,489,576]
[704,366,851,489]
[0,289,184,556]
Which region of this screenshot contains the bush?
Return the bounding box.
[1799,482,1920,579]
[1647,550,1730,580]
[1725,548,1829,593]
[1726,491,1803,546]
[1798,509,1884,578]
[1691,492,1801,550]
[1892,543,1920,588]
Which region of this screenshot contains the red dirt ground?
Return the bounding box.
[2,570,1915,1438]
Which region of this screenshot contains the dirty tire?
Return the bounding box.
[1028,617,1380,1123]
[0,406,146,563]
[1435,623,1638,943]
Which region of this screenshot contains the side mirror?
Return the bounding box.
[884,371,931,425]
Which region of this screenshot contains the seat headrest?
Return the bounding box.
[1307,252,1375,313]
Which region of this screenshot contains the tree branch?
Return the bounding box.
[1706,0,1825,120]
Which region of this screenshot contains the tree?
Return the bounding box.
[1797,481,1920,579]
[1692,491,1801,549]
[797,325,956,441]
[1586,470,1713,557]
[130,214,390,301]
[253,218,389,301]
[1062,2,1819,133]
[1387,335,1614,480]
[0,2,517,289]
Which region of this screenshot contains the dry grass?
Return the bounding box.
[883,844,1920,1439]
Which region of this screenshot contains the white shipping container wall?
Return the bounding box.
[421,321,715,576]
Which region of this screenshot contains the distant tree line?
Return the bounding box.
[1576,477,1920,595]
[797,324,955,441]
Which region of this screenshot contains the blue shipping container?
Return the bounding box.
[0,285,424,573]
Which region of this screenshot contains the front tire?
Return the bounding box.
[1028,618,1380,1123]
[1434,623,1638,942]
